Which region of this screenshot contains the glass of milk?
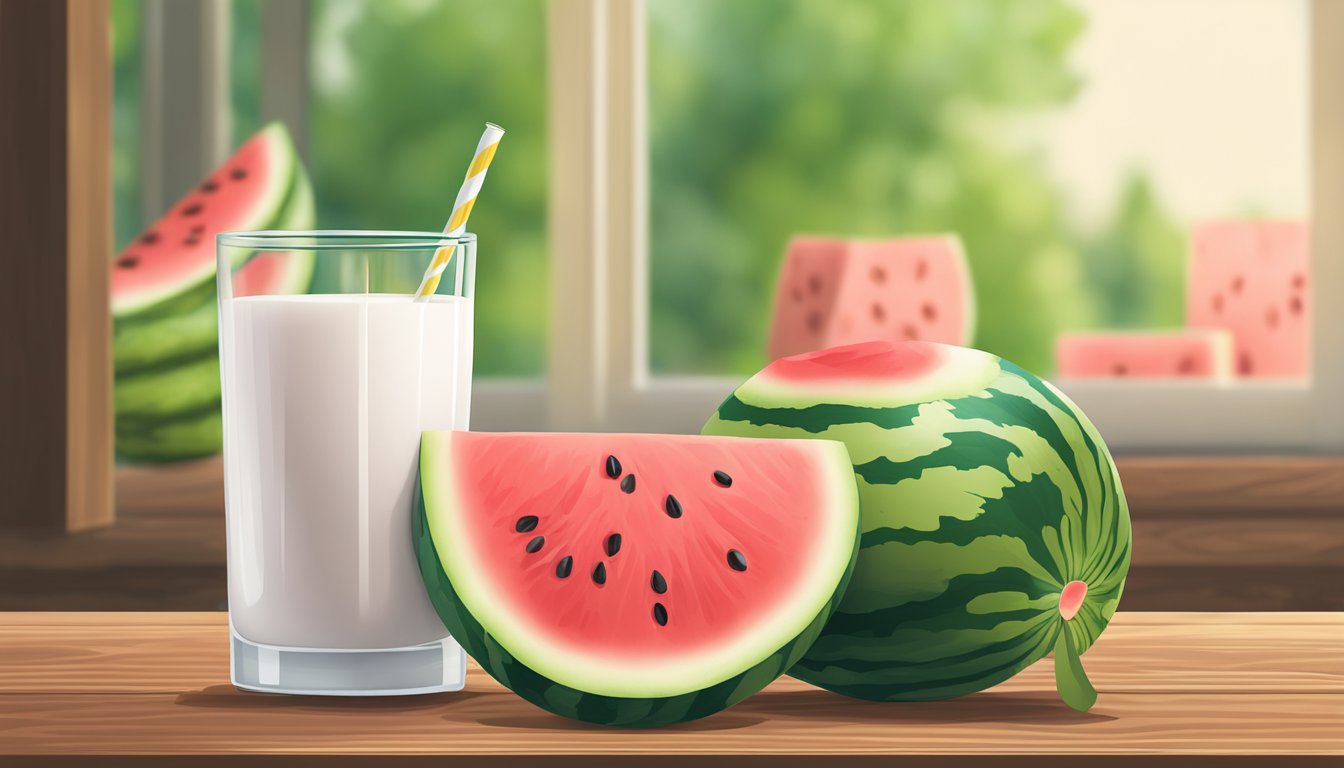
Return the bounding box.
[216,231,474,695]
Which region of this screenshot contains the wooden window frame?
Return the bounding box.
[0,0,113,532]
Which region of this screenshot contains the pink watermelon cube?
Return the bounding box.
[1055,330,1234,380]
[1187,219,1310,378]
[768,235,974,361]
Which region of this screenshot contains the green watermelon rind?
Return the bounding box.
[115,352,220,424]
[703,351,1131,705]
[114,407,222,463]
[112,122,300,319]
[413,435,862,727]
[113,156,316,375]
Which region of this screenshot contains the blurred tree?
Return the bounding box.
[112,0,140,252]
[309,0,547,376]
[231,0,261,144]
[1077,174,1186,331]
[648,0,1178,375]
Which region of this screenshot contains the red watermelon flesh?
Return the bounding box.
[768,236,974,361]
[766,237,848,360]
[1055,330,1234,380]
[1187,219,1310,378]
[417,431,858,711]
[111,122,300,317]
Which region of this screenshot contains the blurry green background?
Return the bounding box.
[112,0,1305,377]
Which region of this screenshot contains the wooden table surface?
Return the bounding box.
[0,612,1340,767]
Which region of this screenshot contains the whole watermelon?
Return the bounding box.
[703,341,1130,711]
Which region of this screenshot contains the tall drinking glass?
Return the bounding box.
[216,231,475,695]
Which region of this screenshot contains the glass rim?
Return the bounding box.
[216,229,476,251]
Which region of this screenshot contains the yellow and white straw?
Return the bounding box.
[414,122,505,300]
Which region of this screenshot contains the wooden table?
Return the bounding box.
[0,612,1340,766]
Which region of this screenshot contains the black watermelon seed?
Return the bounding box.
[139,232,159,244]
[605,533,622,556]
[230,168,247,180]
[556,556,573,578]
[653,602,668,626]
[727,549,747,572]
[181,203,203,216]
[592,562,607,585]
[620,474,636,494]
[651,570,667,594]
[200,180,219,193]
[183,237,200,247]
[664,494,683,519]
[515,515,539,533]
[605,455,622,478]
[116,255,139,268]
[713,470,733,487]
[525,535,545,553]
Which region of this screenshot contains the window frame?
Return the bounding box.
[149,0,1344,450]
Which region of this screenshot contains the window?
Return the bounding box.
[647,0,1309,379]
[112,0,1344,451]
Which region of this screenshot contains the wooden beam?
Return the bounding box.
[0,0,113,531]
[1115,456,1344,515]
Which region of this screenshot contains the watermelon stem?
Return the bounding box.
[1053,624,1098,712]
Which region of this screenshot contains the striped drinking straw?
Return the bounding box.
[414,122,505,300]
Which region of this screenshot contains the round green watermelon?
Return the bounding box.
[415,431,860,727]
[702,341,1130,711]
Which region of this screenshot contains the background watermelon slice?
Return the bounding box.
[768,235,974,361]
[1186,219,1310,378]
[111,122,304,317]
[705,341,1130,712]
[112,122,314,462]
[415,431,859,726]
[1055,329,1234,380]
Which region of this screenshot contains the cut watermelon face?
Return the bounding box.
[1187,219,1310,378]
[416,431,859,726]
[1055,330,1234,380]
[737,340,1001,412]
[768,235,974,361]
[111,122,301,317]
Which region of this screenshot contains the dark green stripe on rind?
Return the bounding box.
[714,395,923,434]
[705,351,1131,706]
[414,479,859,727]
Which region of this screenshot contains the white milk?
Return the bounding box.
[221,294,473,650]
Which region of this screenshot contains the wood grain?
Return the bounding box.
[1116,456,1344,515]
[0,613,1339,695]
[0,612,1339,765]
[0,0,113,533]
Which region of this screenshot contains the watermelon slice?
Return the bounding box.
[113,160,314,374]
[767,235,974,361]
[1187,219,1310,378]
[415,431,860,726]
[765,238,848,360]
[110,122,308,318]
[1055,330,1234,380]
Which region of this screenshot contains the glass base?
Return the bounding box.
[230,629,466,696]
